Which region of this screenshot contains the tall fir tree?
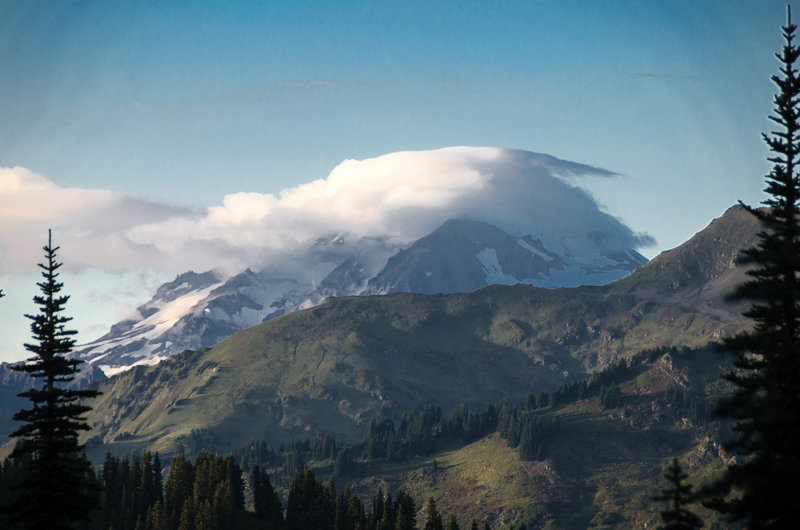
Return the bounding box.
[707,7,800,526]
[654,459,702,530]
[394,491,417,530]
[252,463,283,529]
[423,496,444,530]
[6,230,101,529]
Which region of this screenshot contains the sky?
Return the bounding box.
[0,0,791,362]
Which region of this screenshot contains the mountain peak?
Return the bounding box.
[73,217,648,375]
[612,204,760,314]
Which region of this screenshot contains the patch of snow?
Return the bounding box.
[516,238,555,261]
[582,255,618,268]
[228,306,266,329]
[130,282,222,338]
[625,248,647,264]
[75,281,224,365]
[297,299,316,310]
[522,261,631,288]
[476,248,519,285]
[99,354,169,377]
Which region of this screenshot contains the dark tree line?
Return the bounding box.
[233,397,562,486]
[3,449,494,529]
[282,468,483,530]
[97,450,163,530]
[362,402,499,463]
[496,398,559,461]
[1,450,248,530]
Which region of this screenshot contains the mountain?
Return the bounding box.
[0,363,33,442]
[365,218,646,295]
[72,218,646,376]
[1,205,757,525]
[340,345,729,529]
[83,283,740,457]
[73,234,400,375]
[613,204,760,317]
[78,206,755,458]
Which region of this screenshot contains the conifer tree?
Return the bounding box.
[445,513,461,530]
[285,468,332,530]
[164,454,194,528]
[394,491,417,530]
[423,496,444,530]
[707,8,800,526]
[6,230,101,529]
[252,463,283,529]
[177,497,195,530]
[654,459,702,529]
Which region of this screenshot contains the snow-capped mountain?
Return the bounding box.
[72,235,400,375]
[365,218,646,295]
[72,219,646,375]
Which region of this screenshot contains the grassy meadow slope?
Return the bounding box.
[321,347,730,529]
[611,204,760,317]
[85,284,739,459]
[83,205,755,462]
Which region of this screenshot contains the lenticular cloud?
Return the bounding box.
[0,147,652,276]
[0,148,653,362]
[128,146,652,271]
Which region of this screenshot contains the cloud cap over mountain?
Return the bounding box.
[1,147,652,276]
[0,147,651,361]
[126,146,653,272]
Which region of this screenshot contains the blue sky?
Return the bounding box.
[0,1,791,361]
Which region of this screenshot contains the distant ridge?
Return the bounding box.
[79,206,756,456]
[612,204,760,318]
[71,218,645,375]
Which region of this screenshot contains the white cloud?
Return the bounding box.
[1,147,651,277]
[0,166,192,274]
[0,147,652,362]
[127,146,651,272]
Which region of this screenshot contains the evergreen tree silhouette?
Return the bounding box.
[707,6,800,526]
[423,496,444,530]
[6,230,101,529]
[654,459,702,529]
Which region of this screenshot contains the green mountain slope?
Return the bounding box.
[312,346,729,529]
[83,206,755,459]
[612,204,760,318]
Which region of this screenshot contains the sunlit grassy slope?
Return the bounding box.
[84,282,740,461]
[330,347,731,529]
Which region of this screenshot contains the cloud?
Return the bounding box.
[0,166,193,274]
[0,148,653,362]
[127,147,652,271]
[1,147,652,279]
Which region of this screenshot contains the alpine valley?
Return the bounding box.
[0,205,755,527]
